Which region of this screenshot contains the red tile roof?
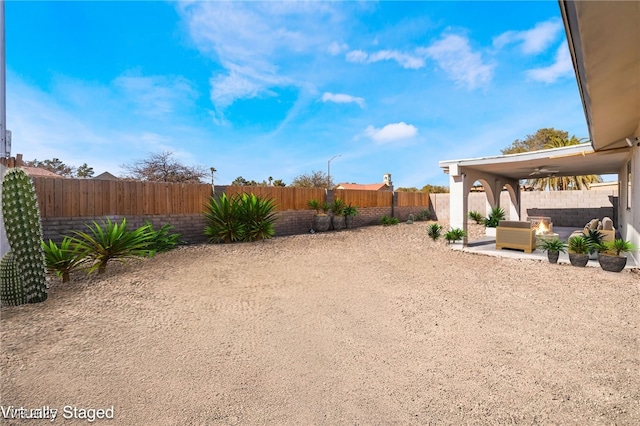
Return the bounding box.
[20,166,64,178]
[336,183,388,191]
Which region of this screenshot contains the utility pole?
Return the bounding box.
[0,0,8,159]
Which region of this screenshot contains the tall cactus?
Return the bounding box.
[1,168,48,304]
[0,252,25,306]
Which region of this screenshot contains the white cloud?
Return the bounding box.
[321,92,365,108]
[526,43,573,83]
[177,2,342,113]
[346,49,424,69]
[418,34,493,89]
[364,122,417,143]
[328,41,348,56]
[346,49,368,63]
[493,18,563,54]
[113,74,196,116]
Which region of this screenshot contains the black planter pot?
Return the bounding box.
[598,253,627,272]
[345,215,355,229]
[547,251,560,264]
[332,215,345,231]
[569,253,589,267]
[313,215,331,232]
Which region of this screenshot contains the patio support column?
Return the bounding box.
[449,165,471,246]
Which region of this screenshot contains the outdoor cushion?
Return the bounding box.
[587,219,600,230]
[602,217,614,230]
[498,220,531,229]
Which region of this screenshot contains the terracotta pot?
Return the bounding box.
[598,253,627,272]
[547,251,560,264]
[312,215,331,232]
[569,253,589,267]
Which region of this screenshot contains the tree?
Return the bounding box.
[76,163,94,178]
[528,135,601,190]
[501,128,570,154]
[26,158,75,177]
[272,179,286,187]
[231,176,285,186]
[396,187,419,192]
[121,151,206,183]
[501,129,601,190]
[420,184,449,193]
[291,170,333,188]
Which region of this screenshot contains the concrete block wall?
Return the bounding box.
[41,214,209,245]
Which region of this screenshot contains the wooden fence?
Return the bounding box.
[397,191,431,207]
[32,177,213,218]
[334,189,394,208]
[27,177,433,218]
[225,186,326,211]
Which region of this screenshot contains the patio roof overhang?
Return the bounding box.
[559,1,640,150]
[439,143,630,181]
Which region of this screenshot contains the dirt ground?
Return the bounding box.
[1,223,639,425]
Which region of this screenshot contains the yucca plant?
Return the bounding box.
[238,193,278,242]
[484,207,506,228]
[427,223,443,241]
[204,193,245,243]
[42,238,89,282]
[69,218,155,274]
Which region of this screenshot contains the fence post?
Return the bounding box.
[392,191,398,218]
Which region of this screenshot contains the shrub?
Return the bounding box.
[381,215,399,226]
[145,221,183,253]
[204,193,278,243]
[69,218,155,274]
[415,210,431,221]
[406,214,414,224]
[427,223,443,241]
[468,210,484,224]
[42,238,89,282]
[484,207,506,228]
[444,228,466,243]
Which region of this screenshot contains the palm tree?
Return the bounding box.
[528,136,602,190]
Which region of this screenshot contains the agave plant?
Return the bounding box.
[204,193,245,243]
[427,223,443,241]
[42,238,89,282]
[69,218,155,274]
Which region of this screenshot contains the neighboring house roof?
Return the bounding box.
[20,166,64,178]
[335,183,388,191]
[93,171,120,180]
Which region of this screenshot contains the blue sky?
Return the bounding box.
[6,1,588,188]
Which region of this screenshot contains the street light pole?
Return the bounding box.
[0,0,9,159]
[210,167,216,193]
[327,154,341,188]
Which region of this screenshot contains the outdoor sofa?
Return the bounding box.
[495,220,536,253]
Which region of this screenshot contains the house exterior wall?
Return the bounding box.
[618,140,639,264]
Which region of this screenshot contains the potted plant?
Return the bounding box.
[342,203,359,229]
[568,235,591,267]
[484,206,505,237]
[307,199,331,232]
[330,198,346,231]
[537,238,567,264]
[598,239,636,272]
[585,228,605,260]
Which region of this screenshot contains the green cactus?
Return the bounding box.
[0,252,25,306]
[1,168,48,304]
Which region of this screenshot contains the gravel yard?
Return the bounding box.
[1,223,638,425]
